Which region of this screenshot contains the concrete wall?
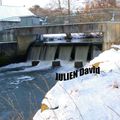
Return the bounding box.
[0,29,36,66]
[0,30,15,42]
[14,22,120,50]
[17,35,35,55]
[0,42,25,66]
[103,23,120,50]
[0,21,20,31]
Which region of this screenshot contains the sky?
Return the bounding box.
[2,0,51,8]
[1,0,85,8]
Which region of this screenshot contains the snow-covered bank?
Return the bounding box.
[33,45,120,120]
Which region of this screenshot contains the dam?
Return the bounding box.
[27,38,102,62]
[1,21,120,66]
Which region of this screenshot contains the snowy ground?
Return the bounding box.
[33,45,120,120]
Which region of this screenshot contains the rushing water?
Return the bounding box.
[0,64,57,120]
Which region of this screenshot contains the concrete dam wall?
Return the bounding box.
[0,27,102,67]
[0,42,27,67]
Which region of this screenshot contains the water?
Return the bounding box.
[92,46,101,58]
[75,46,89,61]
[28,46,41,60]
[45,46,57,60]
[28,45,57,61]
[59,46,73,60]
[0,65,57,120]
[28,38,103,61]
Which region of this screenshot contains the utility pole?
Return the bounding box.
[68,0,71,15]
[58,0,62,10]
[58,0,62,14]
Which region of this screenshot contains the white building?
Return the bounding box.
[0,5,43,31]
[0,5,34,21]
[0,5,43,42]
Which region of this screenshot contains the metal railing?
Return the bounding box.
[46,8,120,25]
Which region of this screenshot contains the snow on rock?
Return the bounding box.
[33,45,120,120]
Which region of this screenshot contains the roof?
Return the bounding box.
[0,5,34,21]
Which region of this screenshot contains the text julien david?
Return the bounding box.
[55,67,100,81]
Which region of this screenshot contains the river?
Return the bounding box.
[0,62,57,120]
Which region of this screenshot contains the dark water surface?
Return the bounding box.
[0,65,57,120]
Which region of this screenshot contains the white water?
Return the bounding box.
[28,46,46,60]
[28,45,99,61]
[92,46,101,58]
[44,46,57,60]
[28,45,57,60]
[75,46,89,61]
[59,46,73,60]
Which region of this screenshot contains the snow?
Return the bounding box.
[112,45,120,49]
[33,45,120,120]
[90,48,120,72]
[0,6,34,21]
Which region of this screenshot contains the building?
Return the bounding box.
[0,5,44,42]
[0,5,44,31]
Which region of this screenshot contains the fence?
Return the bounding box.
[47,8,120,25]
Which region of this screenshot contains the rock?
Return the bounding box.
[74,61,83,68]
[52,60,61,67]
[32,60,40,66]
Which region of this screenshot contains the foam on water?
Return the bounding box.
[10,76,34,85]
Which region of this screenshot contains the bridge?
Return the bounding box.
[6,21,119,55]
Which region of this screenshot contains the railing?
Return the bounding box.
[46,8,120,25]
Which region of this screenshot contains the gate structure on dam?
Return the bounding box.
[1,21,120,64]
[13,22,120,51]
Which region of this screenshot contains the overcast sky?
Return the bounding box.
[1,0,85,8]
[2,0,51,8]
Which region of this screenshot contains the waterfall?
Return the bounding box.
[39,46,46,60]
[27,47,34,60]
[44,46,57,60]
[35,47,41,60]
[75,46,89,62]
[28,46,41,60]
[27,45,57,61]
[27,44,100,62]
[92,46,101,58]
[59,46,73,60]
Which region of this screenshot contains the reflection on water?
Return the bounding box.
[0,65,57,120]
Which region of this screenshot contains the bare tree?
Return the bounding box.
[84,0,117,10]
